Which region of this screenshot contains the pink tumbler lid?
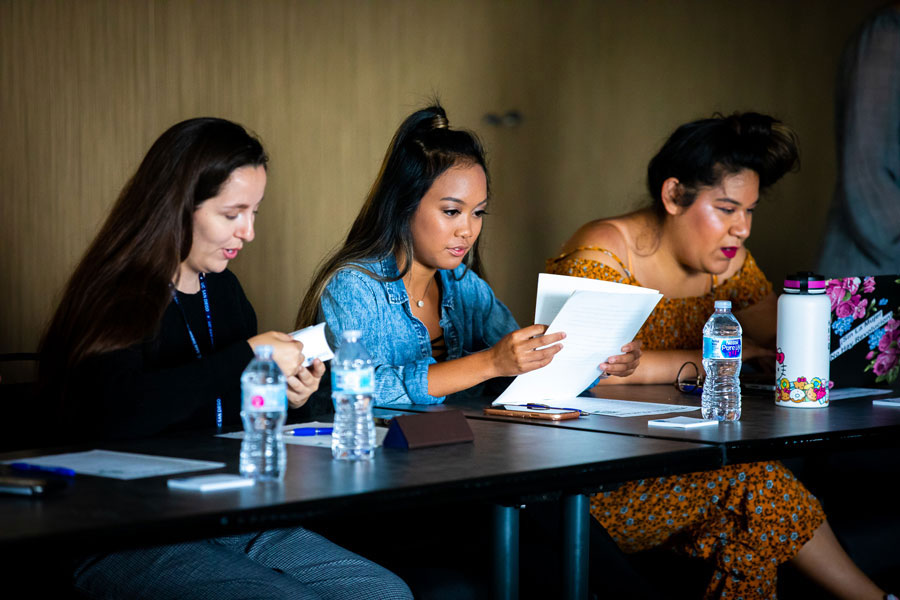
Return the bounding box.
[783,272,827,292]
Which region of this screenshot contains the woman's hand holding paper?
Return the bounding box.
[599,340,643,378]
[488,324,566,377]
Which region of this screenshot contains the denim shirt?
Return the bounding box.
[319,255,519,405]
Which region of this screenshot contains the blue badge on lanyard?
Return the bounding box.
[172,273,223,428]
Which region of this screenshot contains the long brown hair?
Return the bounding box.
[39,117,267,395]
[295,104,489,328]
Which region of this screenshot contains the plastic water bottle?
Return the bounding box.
[331,330,376,461]
[240,345,287,480]
[701,300,742,421]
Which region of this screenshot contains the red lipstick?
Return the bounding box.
[721,247,738,259]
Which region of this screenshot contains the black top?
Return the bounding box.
[61,270,256,442]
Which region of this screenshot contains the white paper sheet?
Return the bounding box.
[828,387,892,401]
[534,273,658,325]
[495,286,662,405]
[497,397,699,417]
[4,450,225,480]
[217,421,389,449]
[289,323,335,366]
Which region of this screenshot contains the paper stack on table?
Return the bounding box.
[494,273,662,406]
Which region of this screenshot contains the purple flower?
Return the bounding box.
[862,277,876,293]
[873,349,899,376]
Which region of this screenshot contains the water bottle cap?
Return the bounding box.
[783,272,827,293]
[341,330,362,342]
[714,300,731,310]
[253,345,274,359]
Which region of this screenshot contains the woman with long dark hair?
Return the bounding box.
[41,117,323,437]
[40,117,411,599]
[297,104,642,405]
[547,113,890,599]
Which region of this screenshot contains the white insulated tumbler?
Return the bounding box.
[775,272,831,408]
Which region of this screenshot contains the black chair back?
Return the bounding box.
[0,352,42,452]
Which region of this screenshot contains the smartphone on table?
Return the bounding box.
[483,406,581,420]
[0,476,67,496]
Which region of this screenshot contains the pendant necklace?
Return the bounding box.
[410,275,434,308]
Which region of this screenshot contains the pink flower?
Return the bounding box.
[862,277,876,293]
[826,280,845,311]
[852,297,868,319]
[835,301,855,319]
[879,328,900,352]
[842,277,860,295]
[873,348,899,376]
[867,351,875,359]
[886,319,899,333]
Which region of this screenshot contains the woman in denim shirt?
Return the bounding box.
[296,104,642,405]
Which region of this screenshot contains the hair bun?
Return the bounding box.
[728,112,775,137]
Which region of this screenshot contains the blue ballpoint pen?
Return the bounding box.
[289,427,334,436]
[9,462,76,477]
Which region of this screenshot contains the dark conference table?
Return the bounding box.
[0,417,720,600]
[391,385,900,464]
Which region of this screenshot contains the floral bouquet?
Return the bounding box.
[827,275,900,387]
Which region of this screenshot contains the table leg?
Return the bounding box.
[562,493,589,600]
[492,503,519,600]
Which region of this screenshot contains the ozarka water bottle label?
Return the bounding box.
[333,367,375,394]
[243,383,286,412]
[703,336,742,360]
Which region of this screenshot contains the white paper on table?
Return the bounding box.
[828,387,892,401]
[217,421,390,449]
[3,450,225,480]
[495,288,662,406]
[498,396,699,417]
[289,323,335,366]
[534,273,659,325]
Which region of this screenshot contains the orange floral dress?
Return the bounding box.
[547,247,772,350]
[547,248,824,600]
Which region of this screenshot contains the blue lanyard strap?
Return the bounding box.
[172,273,223,428]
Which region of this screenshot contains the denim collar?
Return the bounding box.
[377,255,408,305]
[375,254,458,312]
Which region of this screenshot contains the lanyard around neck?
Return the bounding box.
[172,273,223,428]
